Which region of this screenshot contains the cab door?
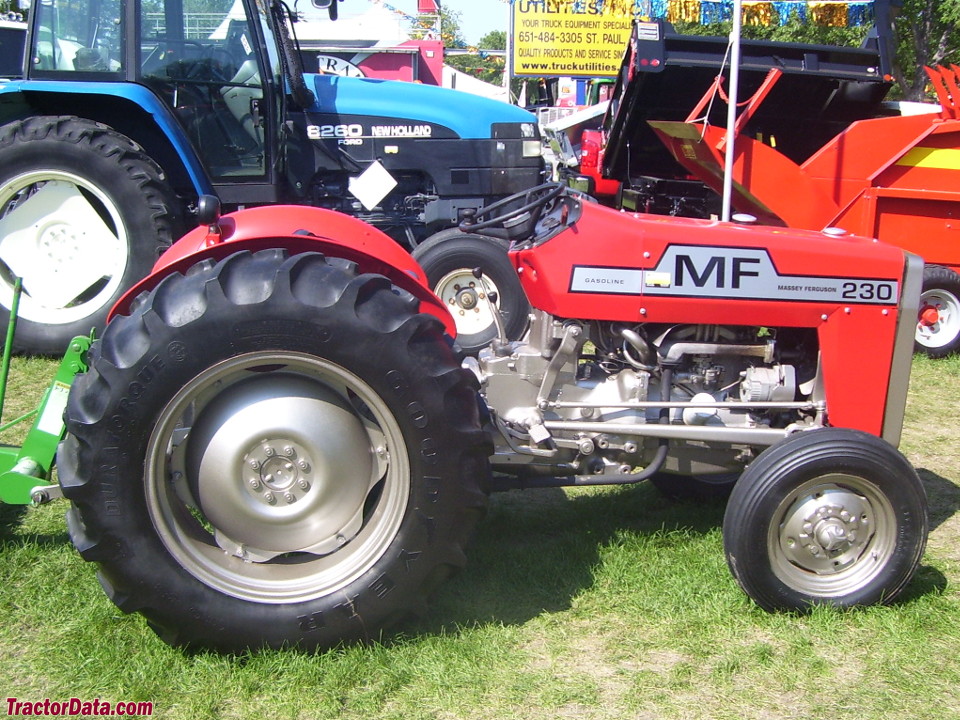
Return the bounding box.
[138,0,280,201]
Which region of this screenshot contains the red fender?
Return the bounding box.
[109,205,456,335]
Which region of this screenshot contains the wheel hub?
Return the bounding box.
[435,268,500,336]
[185,375,377,559]
[455,284,481,311]
[916,288,960,348]
[0,175,126,317]
[780,488,873,574]
[919,304,940,327]
[244,441,314,505]
[38,223,82,266]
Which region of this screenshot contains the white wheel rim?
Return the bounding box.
[0,170,129,325]
[434,267,500,338]
[916,287,960,349]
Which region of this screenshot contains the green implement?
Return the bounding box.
[0,278,90,505]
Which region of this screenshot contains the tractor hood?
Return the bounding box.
[306,74,539,140]
[601,19,892,184]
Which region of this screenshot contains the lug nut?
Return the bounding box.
[264,491,275,504]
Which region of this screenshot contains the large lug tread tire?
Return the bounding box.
[915,264,960,358]
[0,115,182,355]
[60,249,491,652]
[412,230,529,354]
[722,428,927,611]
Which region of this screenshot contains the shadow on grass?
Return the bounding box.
[899,563,948,604]
[410,481,726,634]
[0,502,70,546]
[409,471,954,639]
[917,468,960,533]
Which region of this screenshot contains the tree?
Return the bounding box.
[445,49,507,87]
[892,0,960,100]
[478,30,506,50]
[673,16,864,46]
[411,5,465,49]
[444,18,510,90]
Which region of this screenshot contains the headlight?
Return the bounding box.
[523,140,543,158]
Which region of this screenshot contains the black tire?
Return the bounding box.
[0,116,182,355]
[915,264,960,358]
[648,471,739,502]
[722,428,927,611]
[59,249,491,652]
[412,229,529,354]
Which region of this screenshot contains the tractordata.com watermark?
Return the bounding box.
[6,698,153,717]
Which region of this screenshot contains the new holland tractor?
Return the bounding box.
[0,0,543,355]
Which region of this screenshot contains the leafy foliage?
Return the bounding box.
[893,0,960,100]
[410,4,464,48]
[672,17,866,46]
[1,0,23,16]
[443,21,512,93]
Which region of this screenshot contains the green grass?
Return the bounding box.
[2,354,960,719]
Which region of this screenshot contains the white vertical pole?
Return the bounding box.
[721,0,742,222]
[505,0,514,101]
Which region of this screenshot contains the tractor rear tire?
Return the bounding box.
[0,116,181,355]
[722,428,927,611]
[413,230,528,354]
[59,249,491,652]
[915,264,960,358]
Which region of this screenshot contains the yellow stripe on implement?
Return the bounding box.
[897,147,960,170]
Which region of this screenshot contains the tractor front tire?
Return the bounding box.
[60,250,490,652]
[722,428,927,611]
[915,264,960,358]
[0,116,181,354]
[413,230,528,354]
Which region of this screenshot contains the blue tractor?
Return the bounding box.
[0,0,543,354]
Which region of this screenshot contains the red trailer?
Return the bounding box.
[651,64,960,356]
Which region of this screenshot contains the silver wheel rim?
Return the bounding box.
[0,170,129,325]
[145,352,410,604]
[769,473,896,598]
[434,267,500,337]
[916,287,960,349]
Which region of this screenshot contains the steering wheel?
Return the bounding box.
[180,46,236,83]
[460,182,566,238]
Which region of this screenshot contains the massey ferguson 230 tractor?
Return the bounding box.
[47,183,928,652]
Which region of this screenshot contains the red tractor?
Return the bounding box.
[59,184,928,652]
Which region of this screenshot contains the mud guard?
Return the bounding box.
[109,205,455,335]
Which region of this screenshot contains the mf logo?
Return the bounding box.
[674,253,762,289]
[570,245,898,305]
